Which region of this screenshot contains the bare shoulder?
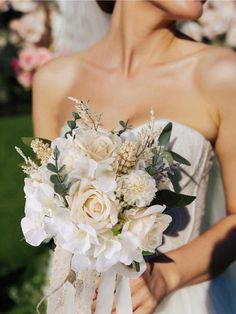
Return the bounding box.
[33,52,82,103]
[32,52,83,138]
[195,45,236,104]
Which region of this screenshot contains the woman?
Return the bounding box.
[33,1,236,313]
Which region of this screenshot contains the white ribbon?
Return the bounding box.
[95,262,147,314]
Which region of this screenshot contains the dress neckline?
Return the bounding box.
[131,118,214,150]
[60,118,214,150]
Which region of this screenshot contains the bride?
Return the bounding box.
[33,0,236,313]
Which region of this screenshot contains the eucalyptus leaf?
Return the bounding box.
[151,189,196,207]
[54,183,66,196]
[158,122,172,147]
[167,150,191,166]
[67,120,76,129]
[72,112,80,120]
[50,175,61,184]
[119,120,126,128]
[53,146,60,159]
[47,163,58,173]
[58,165,66,173]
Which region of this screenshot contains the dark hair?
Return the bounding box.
[96,0,115,14]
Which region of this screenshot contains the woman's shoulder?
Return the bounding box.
[196,44,236,80]
[33,52,84,90]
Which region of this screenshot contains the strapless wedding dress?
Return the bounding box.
[47,119,236,314]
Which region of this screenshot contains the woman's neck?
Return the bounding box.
[104,1,178,77]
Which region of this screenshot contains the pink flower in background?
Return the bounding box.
[10,11,46,44]
[10,58,21,72]
[17,71,33,88]
[18,47,38,71]
[35,47,54,68]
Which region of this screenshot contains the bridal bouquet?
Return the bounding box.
[16,97,195,314]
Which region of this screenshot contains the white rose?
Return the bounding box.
[123,205,172,253]
[117,170,157,207]
[68,179,119,232]
[74,129,121,161]
[51,135,87,173]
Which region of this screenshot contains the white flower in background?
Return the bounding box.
[117,170,157,207]
[67,179,119,232]
[180,22,203,42]
[226,25,236,47]
[74,128,121,162]
[21,181,65,246]
[123,205,171,253]
[10,10,45,44]
[10,0,38,13]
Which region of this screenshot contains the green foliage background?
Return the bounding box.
[0,115,49,314]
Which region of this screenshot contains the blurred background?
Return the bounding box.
[0,1,236,313]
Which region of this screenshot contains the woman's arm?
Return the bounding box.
[149,48,236,296]
[126,49,236,314]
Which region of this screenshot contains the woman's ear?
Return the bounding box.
[96,0,115,14]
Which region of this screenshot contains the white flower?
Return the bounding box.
[67,179,119,232]
[69,156,117,193]
[74,128,121,162]
[21,181,65,246]
[10,0,38,13]
[51,135,87,173]
[58,223,98,255]
[117,170,157,207]
[226,25,236,47]
[181,22,203,41]
[94,231,122,272]
[123,205,172,253]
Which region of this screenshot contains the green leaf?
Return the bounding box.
[67,120,76,129]
[161,151,174,165]
[167,150,191,166]
[54,183,66,196]
[158,122,172,147]
[53,146,60,159]
[142,251,155,256]
[50,175,60,184]
[47,163,58,173]
[21,137,34,147]
[151,189,196,207]
[72,112,80,120]
[119,120,126,128]
[58,165,66,173]
[111,228,120,236]
[146,165,157,176]
[134,261,140,272]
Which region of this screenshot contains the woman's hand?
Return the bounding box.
[117,263,168,314]
[92,262,171,314]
